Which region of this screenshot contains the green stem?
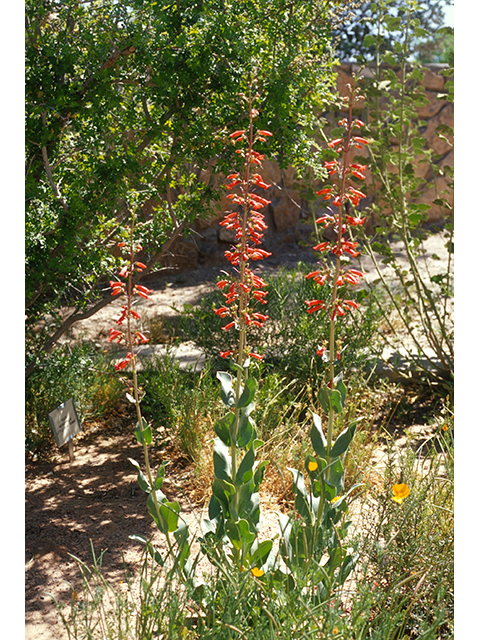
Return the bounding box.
[126,213,175,559]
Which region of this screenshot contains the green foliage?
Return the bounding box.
[332,0,452,61]
[25,342,123,453]
[137,354,219,462]
[353,0,454,384]
[25,0,337,374]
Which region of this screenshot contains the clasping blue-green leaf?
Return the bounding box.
[217,371,235,408]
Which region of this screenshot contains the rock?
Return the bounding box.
[269,192,302,232]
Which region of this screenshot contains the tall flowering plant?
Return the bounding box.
[280,79,367,600]
[108,213,192,580]
[201,92,275,575]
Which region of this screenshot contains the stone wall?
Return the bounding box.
[161,62,453,271]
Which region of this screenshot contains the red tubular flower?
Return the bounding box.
[324,160,338,175]
[108,328,123,343]
[305,299,326,314]
[135,261,147,271]
[115,352,132,371]
[134,285,153,299]
[248,352,264,361]
[312,241,330,252]
[257,130,273,137]
[110,281,125,295]
[316,187,333,198]
[135,331,149,344]
[222,321,236,332]
[346,215,366,227]
[230,130,245,140]
[119,265,129,278]
[328,138,343,149]
[220,350,234,359]
[343,300,360,310]
[252,174,271,189]
[344,269,364,285]
[130,309,141,320]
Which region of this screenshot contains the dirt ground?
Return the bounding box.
[25,231,452,639]
[25,409,286,640]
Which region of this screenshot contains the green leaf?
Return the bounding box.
[251,539,273,568]
[212,477,235,511]
[237,377,258,408]
[154,461,169,490]
[214,413,234,446]
[325,458,344,493]
[330,389,343,414]
[213,438,232,482]
[253,460,268,490]
[135,418,152,445]
[237,413,255,449]
[330,426,353,458]
[217,371,235,408]
[236,444,255,486]
[129,458,151,493]
[225,519,256,551]
[310,413,327,458]
[318,387,331,414]
[147,489,181,534]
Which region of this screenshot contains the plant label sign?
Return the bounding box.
[49,398,82,449]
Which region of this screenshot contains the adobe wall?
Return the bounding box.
[161,63,453,271]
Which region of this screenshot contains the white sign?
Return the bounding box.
[49,398,82,448]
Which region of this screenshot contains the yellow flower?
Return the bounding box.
[251,567,264,577]
[308,460,318,472]
[442,424,448,432]
[392,483,410,504]
[331,495,341,504]
[332,627,339,634]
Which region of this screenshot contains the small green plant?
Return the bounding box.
[352,416,454,638]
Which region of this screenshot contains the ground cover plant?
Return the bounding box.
[25,2,453,638]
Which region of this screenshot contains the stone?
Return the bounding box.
[269,191,302,232]
[416,90,446,119]
[423,103,454,157]
[160,236,199,270]
[422,67,445,92]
